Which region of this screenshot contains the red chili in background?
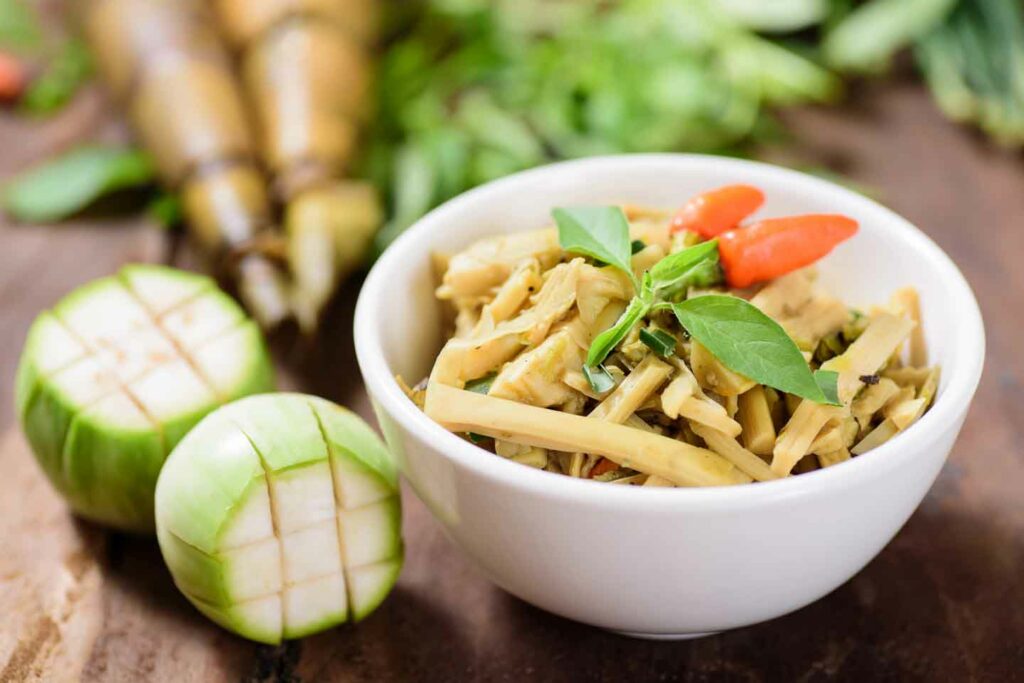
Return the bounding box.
[0,52,26,102]
[718,214,858,288]
[670,184,765,238]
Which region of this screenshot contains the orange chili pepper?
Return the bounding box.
[0,52,26,102]
[719,214,858,289]
[589,458,619,478]
[670,184,765,238]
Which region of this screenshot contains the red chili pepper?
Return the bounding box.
[670,184,765,238]
[0,52,26,102]
[589,458,619,478]
[719,214,858,288]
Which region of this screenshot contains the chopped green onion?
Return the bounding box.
[640,328,677,357]
[467,432,490,444]
[583,364,616,394]
[465,374,496,395]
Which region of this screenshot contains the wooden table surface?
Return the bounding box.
[2,72,1023,682]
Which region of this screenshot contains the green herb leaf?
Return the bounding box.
[639,328,677,357]
[586,272,653,367]
[583,364,616,394]
[467,432,490,444]
[630,239,647,254]
[465,374,496,395]
[553,206,633,279]
[1,146,155,223]
[717,0,830,33]
[648,239,721,290]
[813,370,841,405]
[671,295,833,404]
[20,39,93,116]
[146,193,182,230]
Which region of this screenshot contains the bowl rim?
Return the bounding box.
[354,154,986,511]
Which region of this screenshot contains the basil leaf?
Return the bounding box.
[671,295,832,404]
[630,239,647,254]
[553,206,633,278]
[639,328,677,357]
[465,374,496,395]
[586,297,649,367]
[583,364,616,394]
[2,146,155,223]
[648,240,720,290]
[813,370,841,406]
[586,273,654,367]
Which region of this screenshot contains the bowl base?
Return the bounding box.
[611,630,720,641]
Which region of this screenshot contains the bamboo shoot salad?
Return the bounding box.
[413,185,939,486]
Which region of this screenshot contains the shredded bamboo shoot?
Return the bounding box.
[890,287,927,367]
[772,313,914,475]
[425,382,751,487]
[737,386,776,457]
[817,448,851,468]
[852,420,898,454]
[691,424,779,482]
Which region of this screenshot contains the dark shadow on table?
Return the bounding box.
[75,523,262,679]
[294,587,476,683]
[274,272,375,421]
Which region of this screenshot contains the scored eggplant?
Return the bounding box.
[155,393,402,643]
[15,265,275,532]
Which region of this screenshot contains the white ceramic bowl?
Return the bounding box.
[354,155,985,638]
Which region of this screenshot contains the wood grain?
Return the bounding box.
[2,70,1023,682]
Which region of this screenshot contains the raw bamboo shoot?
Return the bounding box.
[84,0,290,329]
[215,0,381,331]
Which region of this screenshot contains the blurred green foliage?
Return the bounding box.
[0,0,93,115]
[367,0,1023,252]
[368,0,842,250]
[916,0,1024,148]
[0,0,42,54]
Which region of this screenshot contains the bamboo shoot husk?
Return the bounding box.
[84,0,290,329]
